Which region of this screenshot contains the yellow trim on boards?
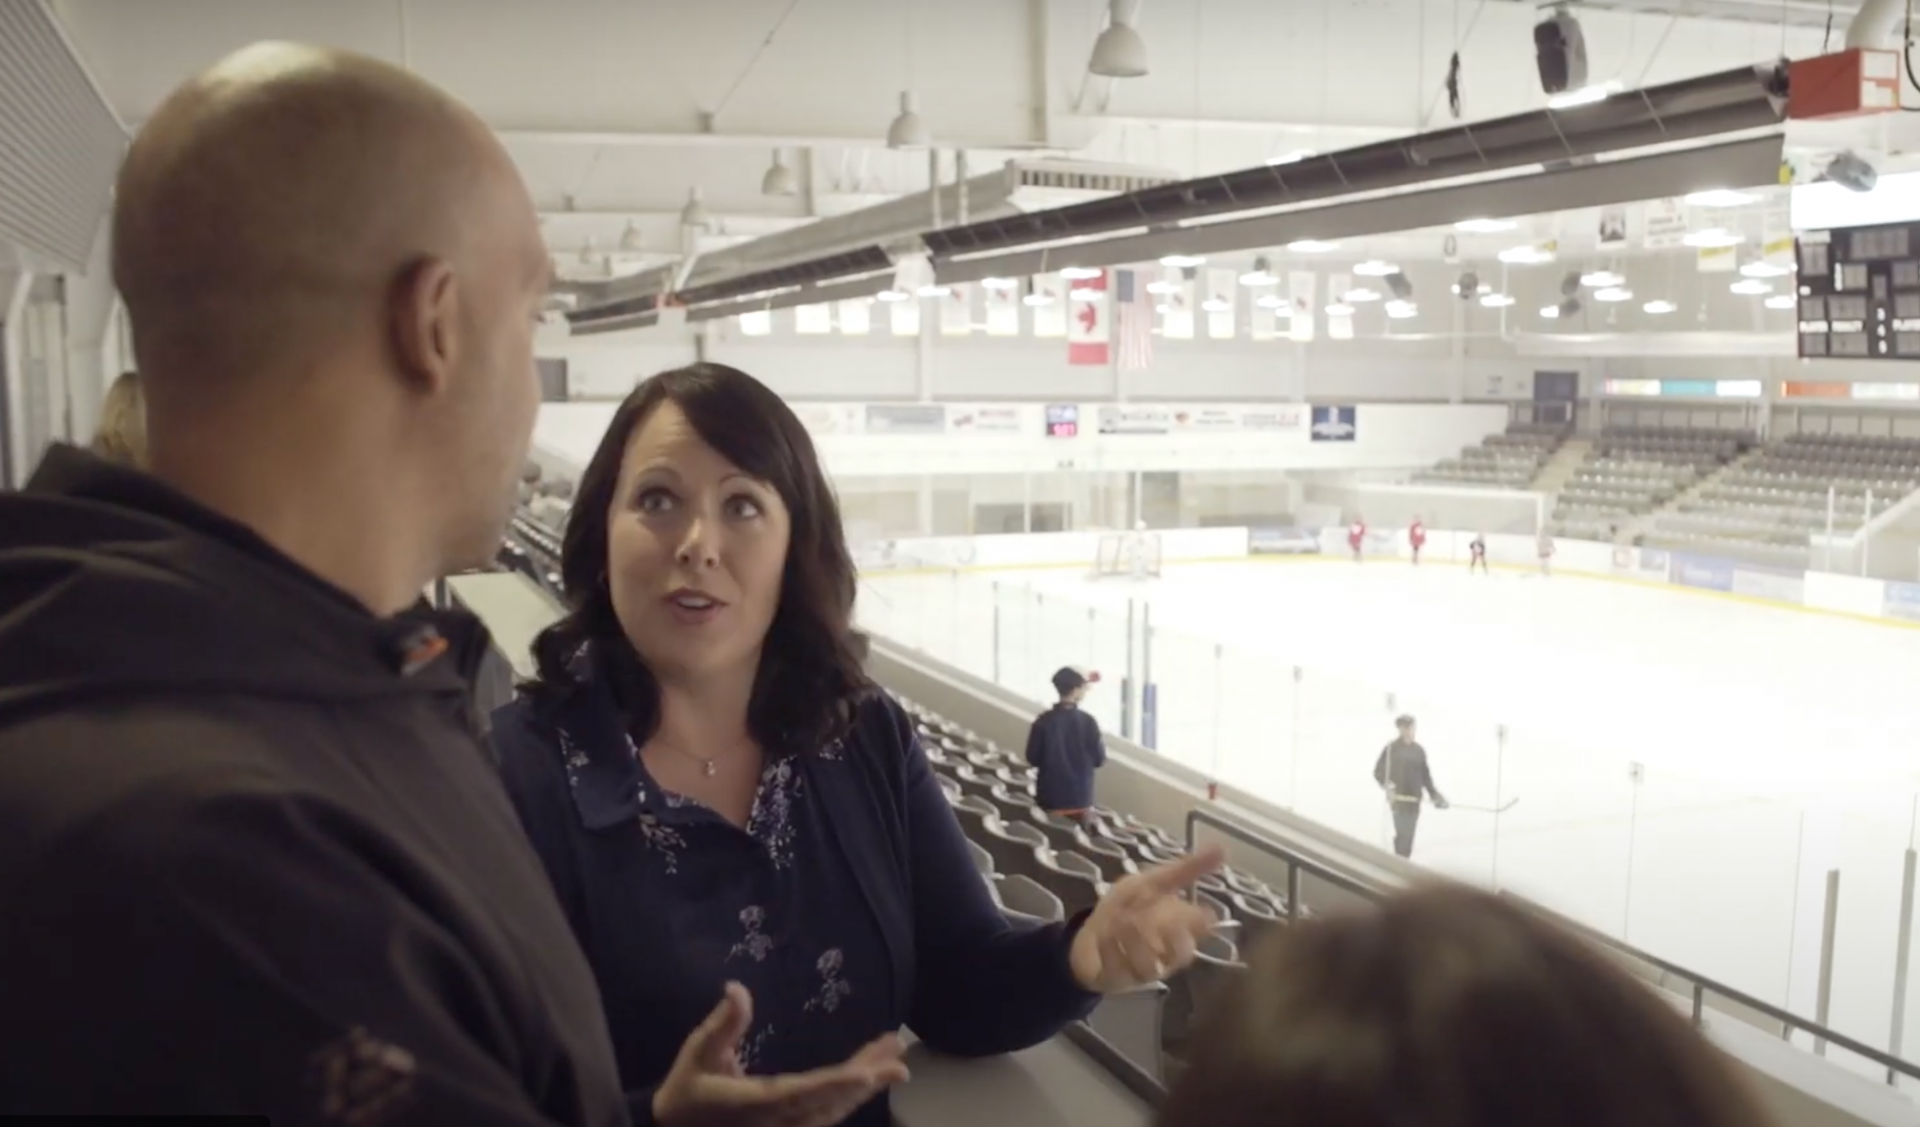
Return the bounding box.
[865,552,1920,633]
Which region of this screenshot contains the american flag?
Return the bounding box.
[1114,267,1154,371]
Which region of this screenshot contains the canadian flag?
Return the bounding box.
[1067,270,1110,366]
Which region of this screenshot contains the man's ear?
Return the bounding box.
[389,257,459,395]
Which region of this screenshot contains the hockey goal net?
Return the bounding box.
[1091,531,1164,579]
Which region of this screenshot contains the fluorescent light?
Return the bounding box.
[1145,280,1179,295]
[1267,148,1317,165]
[1160,254,1206,268]
[1479,293,1516,308]
[979,277,1018,290]
[1792,169,1920,230]
[1385,301,1418,319]
[1594,286,1634,303]
[1288,239,1339,253]
[915,284,950,298]
[1539,304,1562,319]
[1069,287,1104,302]
[1683,228,1745,248]
[1154,303,1171,315]
[1237,270,1277,286]
[1255,294,1287,309]
[1581,270,1626,288]
[1353,260,1399,276]
[877,289,909,302]
[1764,294,1797,310]
[1059,266,1103,280]
[1729,279,1772,295]
[1021,293,1054,307]
[1200,298,1231,313]
[1455,218,1518,233]
[1325,302,1356,316]
[1547,80,1622,109]
[1498,245,1555,265]
[1686,189,1760,208]
[1344,287,1381,302]
[1642,299,1677,314]
[1740,261,1792,278]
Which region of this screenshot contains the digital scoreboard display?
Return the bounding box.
[1045,403,1079,437]
[1797,220,1920,361]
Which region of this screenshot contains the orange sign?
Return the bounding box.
[1781,381,1851,398]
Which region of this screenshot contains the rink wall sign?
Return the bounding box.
[1310,405,1357,441]
[1250,527,1322,555]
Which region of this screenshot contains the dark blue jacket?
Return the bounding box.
[1026,704,1106,812]
[493,679,1099,1127]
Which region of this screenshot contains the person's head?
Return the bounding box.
[528,363,870,754]
[1394,714,1416,743]
[1158,884,1774,1127]
[113,42,550,607]
[91,371,147,469]
[1052,666,1096,704]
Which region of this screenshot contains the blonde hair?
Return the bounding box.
[92,371,148,468]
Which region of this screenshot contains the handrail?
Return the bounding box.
[1185,806,1920,1086]
[1061,1021,1166,1108]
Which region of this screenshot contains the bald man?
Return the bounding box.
[0,44,628,1126]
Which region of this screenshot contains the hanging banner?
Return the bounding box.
[1250,297,1280,341]
[1643,197,1689,248]
[1030,274,1067,337]
[887,295,919,337]
[1327,272,1354,341]
[983,282,1019,336]
[1205,267,1237,340]
[837,298,871,336]
[737,309,773,337]
[939,284,972,336]
[1762,209,1795,271]
[1288,271,1318,342]
[1067,270,1110,365]
[1161,265,1195,340]
[794,303,833,334]
[1696,244,1738,273]
[1598,207,1629,248]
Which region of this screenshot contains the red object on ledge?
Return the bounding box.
[1788,49,1900,121]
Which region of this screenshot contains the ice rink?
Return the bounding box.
[862,555,1920,1062]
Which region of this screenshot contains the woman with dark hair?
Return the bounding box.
[493,363,1223,1127]
[1157,884,1778,1127]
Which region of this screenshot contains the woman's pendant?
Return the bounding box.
[703,760,718,777]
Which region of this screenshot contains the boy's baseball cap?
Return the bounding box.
[1052,666,1100,695]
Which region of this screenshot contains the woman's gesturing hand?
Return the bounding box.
[1069,844,1227,994]
[653,982,910,1127]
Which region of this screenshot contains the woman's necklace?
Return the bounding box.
[648,733,754,778]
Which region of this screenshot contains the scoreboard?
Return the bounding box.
[1796,220,1920,360]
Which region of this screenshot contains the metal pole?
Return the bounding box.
[1122,598,1136,741]
[991,581,1002,686]
[1210,642,1224,780]
[1492,724,1508,886]
[955,149,970,224]
[1826,485,1837,572]
[1892,849,1917,1076]
[1289,666,1304,809]
[1816,868,1841,1056]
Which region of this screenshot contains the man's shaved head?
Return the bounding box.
[114,42,551,613]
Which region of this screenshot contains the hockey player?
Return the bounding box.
[1348,515,1367,563]
[1373,715,1448,859]
[1537,528,1556,577]
[1468,533,1488,575]
[1026,667,1107,825]
[1408,516,1427,565]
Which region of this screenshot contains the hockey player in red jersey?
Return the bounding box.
[1348,515,1366,562]
[1408,516,1427,565]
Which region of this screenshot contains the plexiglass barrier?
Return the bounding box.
[859,567,1920,1079]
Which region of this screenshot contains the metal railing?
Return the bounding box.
[1182,805,1920,1088]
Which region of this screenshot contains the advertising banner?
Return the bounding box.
[1884,580,1920,622]
[1609,545,1636,574]
[1310,405,1358,442]
[1097,405,1173,434]
[1638,547,1669,576]
[865,403,948,435]
[1170,407,1241,431]
[1240,406,1306,431]
[949,406,1024,434]
[1731,564,1807,606]
[794,404,862,436]
[1670,552,1735,593]
[1249,527,1322,555]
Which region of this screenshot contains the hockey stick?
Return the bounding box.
[1447,797,1520,814]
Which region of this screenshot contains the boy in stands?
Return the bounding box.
[1026,667,1107,825]
[1373,715,1448,859]
[1408,516,1426,565]
[1468,533,1488,574]
[1348,515,1367,563]
[1537,528,1556,577]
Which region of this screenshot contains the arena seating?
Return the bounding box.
[901,696,1295,1085]
[1549,427,1752,542]
[1641,433,1920,570]
[1411,421,1567,489]
[498,508,565,599]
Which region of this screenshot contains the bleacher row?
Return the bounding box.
[1551,427,1750,543]
[1412,421,1564,489]
[904,697,1267,1085]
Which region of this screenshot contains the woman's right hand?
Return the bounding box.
[652,981,911,1127]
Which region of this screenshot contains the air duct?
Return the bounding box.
[1846,0,1906,49]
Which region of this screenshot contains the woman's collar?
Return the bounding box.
[553,666,650,832]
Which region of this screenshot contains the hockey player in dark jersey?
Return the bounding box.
[1373,715,1448,859]
[1468,533,1489,575]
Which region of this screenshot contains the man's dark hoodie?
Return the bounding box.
[0,446,628,1126]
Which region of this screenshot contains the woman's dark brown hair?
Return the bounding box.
[1158,884,1776,1127]
[525,362,871,754]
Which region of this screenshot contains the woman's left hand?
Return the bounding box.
[1068,843,1227,993]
